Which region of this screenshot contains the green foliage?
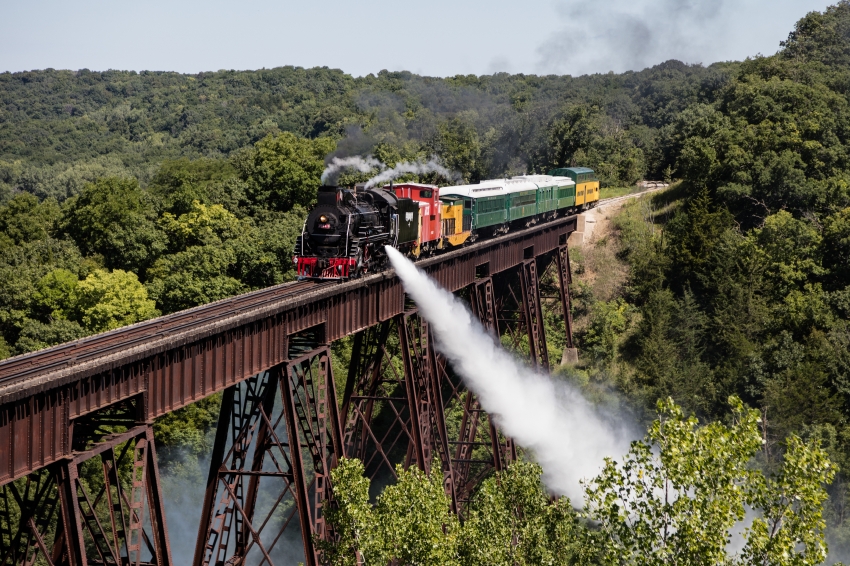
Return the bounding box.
[14,318,85,353]
[752,210,825,301]
[0,192,59,246]
[159,200,244,250]
[325,398,836,565]
[323,458,592,566]
[234,132,335,211]
[549,104,650,186]
[61,177,166,272]
[580,298,631,367]
[460,461,591,565]
[663,188,734,291]
[153,392,222,459]
[73,269,159,332]
[431,116,483,183]
[149,158,237,215]
[586,396,836,566]
[317,458,372,566]
[822,207,850,288]
[321,459,459,566]
[31,268,79,320]
[145,245,245,313]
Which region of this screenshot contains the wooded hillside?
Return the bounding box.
[3,1,850,562]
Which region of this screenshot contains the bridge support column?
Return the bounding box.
[399,314,457,510]
[341,319,422,486]
[194,346,343,566]
[470,277,517,473]
[281,347,344,566]
[1,423,174,566]
[520,258,550,372]
[556,245,575,351]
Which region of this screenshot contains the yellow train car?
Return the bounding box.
[548,167,600,208]
[440,196,472,247]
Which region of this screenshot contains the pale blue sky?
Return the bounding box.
[0,0,834,77]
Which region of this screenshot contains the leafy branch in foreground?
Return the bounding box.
[585,396,837,566]
[324,396,837,566]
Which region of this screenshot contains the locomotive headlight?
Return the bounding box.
[319,215,328,223]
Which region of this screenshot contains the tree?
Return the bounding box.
[15,318,85,353]
[325,397,837,565]
[663,188,734,292]
[60,177,166,272]
[320,459,459,566]
[0,192,60,247]
[234,132,335,211]
[31,268,78,320]
[146,201,250,313]
[149,158,237,216]
[580,298,631,367]
[459,461,591,566]
[822,207,850,290]
[323,458,591,566]
[158,201,245,252]
[73,269,159,332]
[585,396,836,566]
[752,211,824,302]
[432,115,483,183]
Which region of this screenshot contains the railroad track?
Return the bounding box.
[0,188,665,388]
[594,187,667,209]
[0,279,332,385]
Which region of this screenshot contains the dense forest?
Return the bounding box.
[2,0,850,563]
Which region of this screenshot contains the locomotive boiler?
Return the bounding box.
[294,185,420,279]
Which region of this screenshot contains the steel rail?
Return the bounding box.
[0,280,327,383]
[0,187,652,397]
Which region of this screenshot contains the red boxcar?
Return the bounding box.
[390,183,441,250]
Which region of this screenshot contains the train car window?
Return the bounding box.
[420,190,433,198]
[464,200,471,209]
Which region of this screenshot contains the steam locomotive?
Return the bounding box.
[294,167,599,280]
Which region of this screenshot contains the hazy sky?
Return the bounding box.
[0,0,833,77]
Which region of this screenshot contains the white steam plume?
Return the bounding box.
[321,156,385,185]
[385,246,634,501]
[364,157,460,188]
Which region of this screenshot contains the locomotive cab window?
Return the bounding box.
[420,190,433,198]
[464,200,471,209]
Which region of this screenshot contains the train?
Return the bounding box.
[293,167,600,280]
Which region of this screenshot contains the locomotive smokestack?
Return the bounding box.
[317,185,343,206]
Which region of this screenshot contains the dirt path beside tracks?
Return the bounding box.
[575,187,665,245]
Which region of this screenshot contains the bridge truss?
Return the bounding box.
[0,216,576,565]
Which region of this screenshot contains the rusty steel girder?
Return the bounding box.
[556,246,575,349]
[0,215,579,566]
[0,215,576,489]
[1,422,172,566]
[519,259,550,372]
[193,347,342,566]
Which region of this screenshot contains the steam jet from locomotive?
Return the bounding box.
[294,167,600,280]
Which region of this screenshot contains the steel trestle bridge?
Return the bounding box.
[0,214,578,566]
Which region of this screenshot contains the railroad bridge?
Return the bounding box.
[0,214,578,566]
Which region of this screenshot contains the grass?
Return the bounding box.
[601,186,642,199]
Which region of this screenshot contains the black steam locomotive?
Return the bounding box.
[294,185,420,279]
